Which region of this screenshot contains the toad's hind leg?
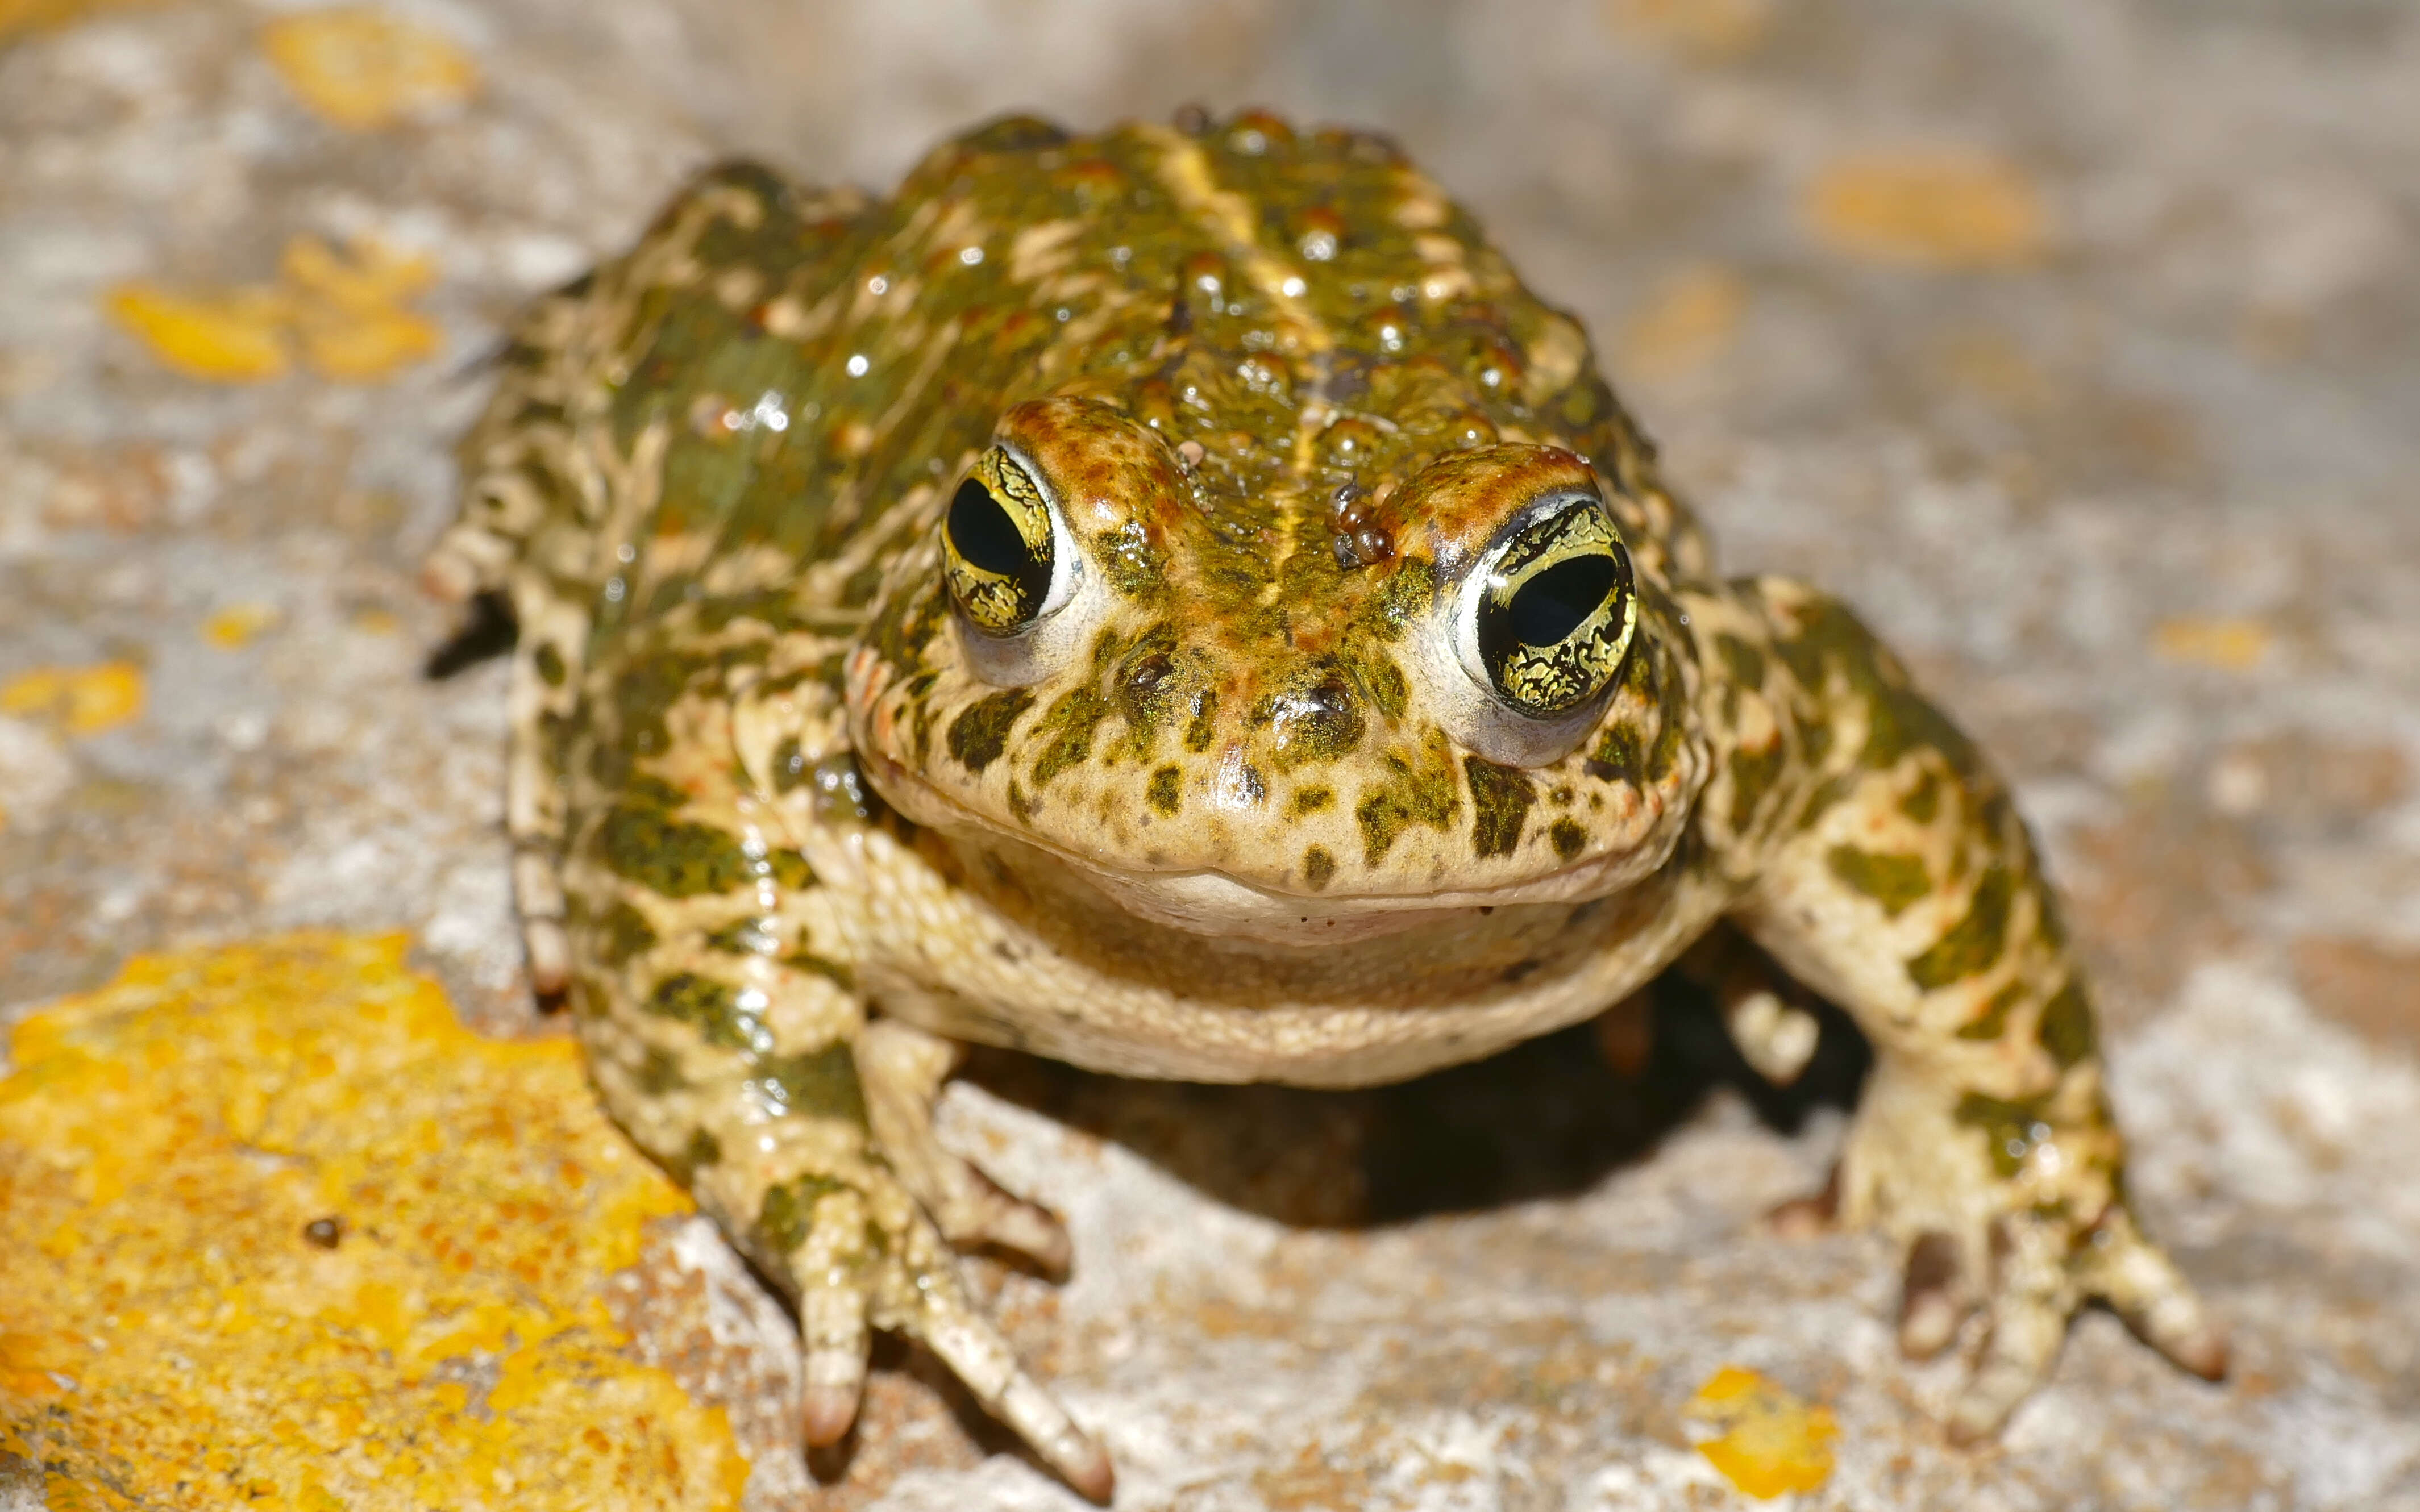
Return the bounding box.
[1708,578,2224,1440]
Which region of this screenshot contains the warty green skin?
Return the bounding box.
[431,113,2224,1497]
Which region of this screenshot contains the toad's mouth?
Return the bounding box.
[860,748,1670,946]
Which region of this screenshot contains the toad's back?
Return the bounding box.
[447,113,1708,661]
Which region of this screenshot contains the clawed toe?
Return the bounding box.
[2087,1207,2230,1382]
[1897,1230,1969,1360]
[917,1294,1115,1502]
[801,1280,872,1444]
[1764,1163,1841,1240]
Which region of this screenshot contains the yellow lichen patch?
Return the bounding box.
[1684,1365,1837,1499]
[0,661,145,737]
[260,7,479,130]
[1619,263,1748,381]
[105,285,291,382]
[107,234,441,385]
[1602,0,1772,58]
[280,234,444,380]
[0,934,751,1511]
[203,602,282,649]
[2155,617,2272,672]
[1804,148,2050,269]
[0,0,149,45]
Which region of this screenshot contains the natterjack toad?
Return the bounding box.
[429,111,2224,1498]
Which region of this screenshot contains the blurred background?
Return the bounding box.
[1,1,2416,1508]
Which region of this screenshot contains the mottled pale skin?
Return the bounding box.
[431,111,2223,1497]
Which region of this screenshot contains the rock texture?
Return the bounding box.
[2,1,2417,1507]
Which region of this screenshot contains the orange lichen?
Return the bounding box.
[278,234,444,378]
[0,933,751,1511]
[0,0,151,44]
[1685,1365,1837,1498]
[0,661,145,736]
[1619,263,1748,381]
[2155,617,2272,672]
[1603,0,1773,59]
[202,602,282,649]
[1804,148,2049,269]
[259,7,479,130]
[107,234,442,385]
[104,285,291,382]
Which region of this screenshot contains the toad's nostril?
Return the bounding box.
[1123,651,1174,698]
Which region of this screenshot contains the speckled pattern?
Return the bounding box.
[3,3,2418,1510]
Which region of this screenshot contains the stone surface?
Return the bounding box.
[2,1,2416,1507]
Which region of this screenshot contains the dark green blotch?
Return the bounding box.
[703,919,776,956]
[810,753,873,822]
[1355,752,1461,867]
[594,900,658,966]
[1796,769,1860,829]
[1465,757,1534,859]
[1589,719,1643,782]
[1899,768,1941,824]
[947,688,1036,773]
[769,736,808,794]
[1147,765,1182,815]
[2036,978,2098,1069]
[1258,669,1366,771]
[680,1127,722,1175]
[759,1174,845,1255]
[749,1044,867,1123]
[602,648,707,778]
[1302,845,1336,890]
[1549,819,1586,861]
[1715,632,1766,691]
[1907,864,2015,990]
[2032,876,2072,951]
[784,949,856,992]
[767,848,816,890]
[1183,689,1219,752]
[1765,594,1980,778]
[598,792,754,899]
[533,642,567,688]
[1955,1090,2054,1178]
[1956,980,2030,1042]
[1032,686,1115,788]
[635,1045,687,1096]
[1824,844,1933,918]
[1726,741,1787,834]
[646,970,767,1052]
[1095,522,1168,599]
[1366,558,1436,640]
[1112,626,1182,742]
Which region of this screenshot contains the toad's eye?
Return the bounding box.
[1466,495,1637,719]
[943,451,1058,636]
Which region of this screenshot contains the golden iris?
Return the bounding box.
[943,449,1054,636]
[1474,501,1636,718]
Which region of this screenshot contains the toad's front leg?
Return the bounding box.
[555,660,1109,1499]
[1704,578,2225,1440]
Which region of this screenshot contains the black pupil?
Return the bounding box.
[947,477,1032,578]
[1508,553,1615,647]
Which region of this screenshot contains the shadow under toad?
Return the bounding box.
[961,943,1872,1231]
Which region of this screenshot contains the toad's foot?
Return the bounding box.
[1822,1064,2227,1441]
[754,1019,1104,1498]
[754,1125,1111,1501]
